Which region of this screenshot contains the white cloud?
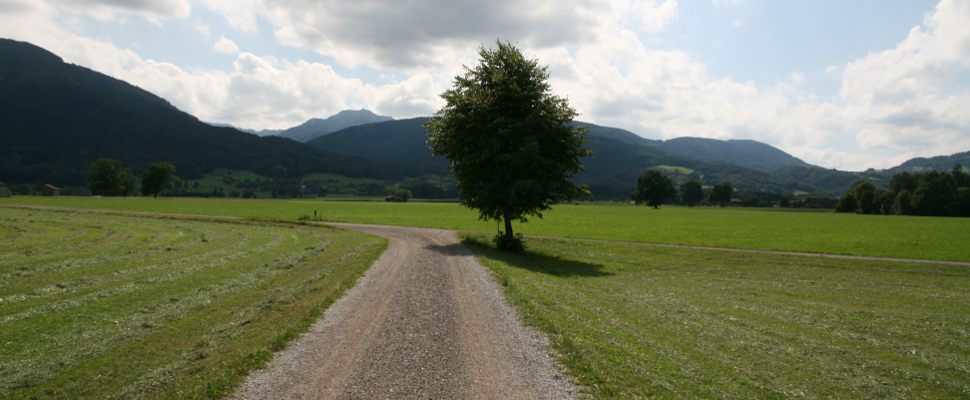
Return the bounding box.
[732,19,744,28]
[260,0,601,69]
[199,0,262,32]
[639,0,679,33]
[59,0,191,21]
[213,36,239,54]
[195,22,212,38]
[836,0,970,161]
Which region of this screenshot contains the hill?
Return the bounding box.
[0,39,400,186]
[654,137,812,173]
[887,151,970,174]
[276,109,393,143]
[306,117,860,198]
[307,117,449,176]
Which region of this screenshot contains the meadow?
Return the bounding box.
[466,235,970,398]
[3,197,969,398]
[3,196,969,261]
[0,207,385,398]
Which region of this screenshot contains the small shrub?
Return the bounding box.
[493,232,525,252]
[296,214,322,222]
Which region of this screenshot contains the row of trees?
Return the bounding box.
[631,170,734,208]
[836,166,970,217]
[88,158,179,198]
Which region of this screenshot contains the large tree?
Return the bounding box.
[679,180,704,207]
[709,182,734,207]
[426,41,588,250]
[88,158,136,196]
[141,162,179,198]
[633,170,676,209]
[849,180,878,214]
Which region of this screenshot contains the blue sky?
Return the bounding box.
[662,1,936,95]
[1,0,967,170]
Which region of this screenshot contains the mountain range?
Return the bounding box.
[247,109,394,142]
[0,39,402,185]
[1,38,966,199]
[306,118,858,198]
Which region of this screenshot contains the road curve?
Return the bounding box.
[230,223,577,400]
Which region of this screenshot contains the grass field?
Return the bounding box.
[3,196,969,261]
[0,207,385,399]
[466,235,970,398]
[3,198,969,398]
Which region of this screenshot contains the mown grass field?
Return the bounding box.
[0,207,385,399]
[3,196,969,261]
[466,235,970,399]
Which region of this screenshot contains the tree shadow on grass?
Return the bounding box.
[461,237,613,278]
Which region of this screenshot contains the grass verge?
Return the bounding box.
[0,207,386,399]
[465,234,970,399]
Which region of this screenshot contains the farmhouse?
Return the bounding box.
[36,184,60,196]
[0,182,11,197]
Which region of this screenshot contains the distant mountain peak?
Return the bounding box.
[334,109,384,117]
[656,136,812,172]
[275,109,394,143]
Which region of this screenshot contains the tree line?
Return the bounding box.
[836,166,970,217]
[88,158,179,198]
[632,170,734,208]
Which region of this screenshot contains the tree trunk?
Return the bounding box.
[503,212,514,241]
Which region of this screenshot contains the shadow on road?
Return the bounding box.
[425,242,469,256]
[461,237,613,278]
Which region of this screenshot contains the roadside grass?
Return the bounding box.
[0,207,385,399]
[3,196,970,261]
[465,234,970,399]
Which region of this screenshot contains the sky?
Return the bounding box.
[1,0,968,170]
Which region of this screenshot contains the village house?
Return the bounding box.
[35,183,60,196]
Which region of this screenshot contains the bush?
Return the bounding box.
[835,192,858,213]
[394,188,412,202]
[493,232,525,252]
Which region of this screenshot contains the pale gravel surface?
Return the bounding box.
[230,223,577,400]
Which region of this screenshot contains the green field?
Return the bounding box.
[3,196,969,261]
[0,207,385,398]
[467,235,970,398]
[3,197,969,398]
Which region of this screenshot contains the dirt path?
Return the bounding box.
[230,223,577,400]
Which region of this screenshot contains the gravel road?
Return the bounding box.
[230,223,577,400]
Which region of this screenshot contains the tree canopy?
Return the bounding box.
[426,41,588,250]
[141,162,179,198]
[679,180,704,206]
[835,166,970,217]
[88,158,136,196]
[709,182,734,206]
[632,170,676,209]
